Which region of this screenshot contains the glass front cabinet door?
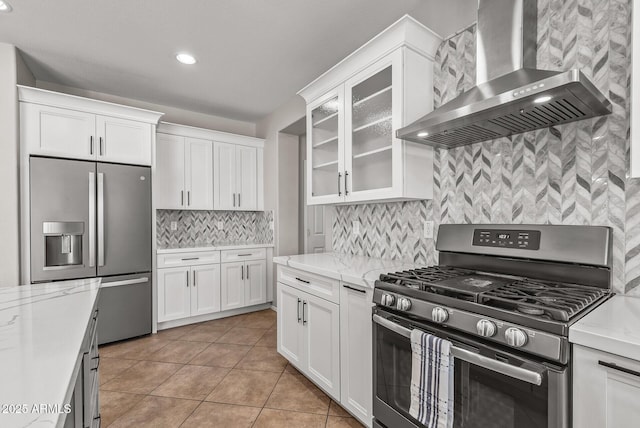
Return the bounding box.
[301,17,440,206]
[307,89,345,204]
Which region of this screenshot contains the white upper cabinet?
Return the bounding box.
[96,115,153,165]
[156,133,187,210]
[19,86,162,166]
[157,122,264,212]
[156,133,213,210]
[214,141,264,211]
[298,15,442,205]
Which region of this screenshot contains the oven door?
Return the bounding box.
[372,308,568,428]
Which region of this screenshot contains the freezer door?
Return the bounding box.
[97,163,151,276]
[30,157,96,282]
[98,273,152,344]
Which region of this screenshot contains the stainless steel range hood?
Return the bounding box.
[397,0,612,149]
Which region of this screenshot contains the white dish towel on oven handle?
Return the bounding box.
[409,329,454,428]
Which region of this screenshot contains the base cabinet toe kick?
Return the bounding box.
[276,264,373,427]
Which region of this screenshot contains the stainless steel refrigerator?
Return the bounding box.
[30,156,152,345]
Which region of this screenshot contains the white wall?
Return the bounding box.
[277,132,300,257]
[36,81,257,137]
[255,94,306,305]
[0,45,34,287]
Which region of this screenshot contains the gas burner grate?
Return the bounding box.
[379,266,480,301]
[479,279,609,322]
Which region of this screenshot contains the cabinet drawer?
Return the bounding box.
[157,251,221,268]
[277,265,339,304]
[221,248,266,263]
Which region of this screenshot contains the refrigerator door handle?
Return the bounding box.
[101,277,149,288]
[89,172,96,267]
[97,172,105,267]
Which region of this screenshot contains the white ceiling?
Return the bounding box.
[0,0,476,122]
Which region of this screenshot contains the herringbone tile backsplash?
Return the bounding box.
[157,210,274,248]
[334,0,640,295]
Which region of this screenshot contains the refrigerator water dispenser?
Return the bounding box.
[43,222,84,269]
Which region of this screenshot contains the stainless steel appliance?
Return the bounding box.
[397,0,611,148]
[30,156,152,344]
[372,224,613,428]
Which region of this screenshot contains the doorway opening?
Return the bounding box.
[279,117,334,255]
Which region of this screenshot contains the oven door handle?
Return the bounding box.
[373,314,544,386]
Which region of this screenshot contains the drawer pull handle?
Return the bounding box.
[598,360,640,378]
[237,253,252,257]
[343,284,366,294]
[295,277,310,284]
[182,257,200,261]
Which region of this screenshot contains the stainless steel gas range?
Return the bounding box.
[372,224,613,428]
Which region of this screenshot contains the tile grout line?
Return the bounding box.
[250,366,288,428]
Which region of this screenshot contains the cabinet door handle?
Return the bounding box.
[241,265,244,280]
[181,190,184,206]
[598,360,640,378]
[99,137,104,156]
[345,171,349,196]
[90,136,94,155]
[343,284,366,294]
[187,191,190,206]
[186,271,189,287]
[295,277,310,284]
[297,298,302,322]
[302,301,307,325]
[338,172,342,196]
[238,193,241,207]
[233,193,236,207]
[246,265,249,280]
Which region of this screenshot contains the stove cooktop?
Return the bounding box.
[377,266,609,323]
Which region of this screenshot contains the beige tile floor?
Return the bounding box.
[98,309,364,428]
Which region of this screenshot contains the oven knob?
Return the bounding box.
[397,297,412,311]
[476,319,497,337]
[432,307,449,324]
[504,327,528,347]
[381,293,396,307]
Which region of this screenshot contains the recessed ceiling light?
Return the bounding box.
[0,1,13,12]
[534,95,552,104]
[176,53,196,65]
[417,132,429,137]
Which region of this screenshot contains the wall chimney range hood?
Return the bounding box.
[397,0,612,149]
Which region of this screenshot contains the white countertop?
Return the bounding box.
[570,294,640,361]
[273,252,423,288]
[157,243,274,254]
[0,278,101,428]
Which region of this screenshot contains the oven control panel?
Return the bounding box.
[472,229,541,250]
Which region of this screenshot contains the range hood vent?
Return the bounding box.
[397,0,612,149]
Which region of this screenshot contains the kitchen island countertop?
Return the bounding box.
[273,252,423,288]
[570,294,640,361]
[0,278,101,428]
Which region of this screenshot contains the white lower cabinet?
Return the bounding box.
[221,262,246,310]
[157,267,191,322]
[573,344,640,428]
[157,264,221,322]
[221,258,267,311]
[277,282,341,399]
[191,264,221,316]
[339,283,373,425]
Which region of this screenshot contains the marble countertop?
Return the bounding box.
[570,295,640,361]
[273,252,423,288]
[0,278,101,428]
[157,243,274,254]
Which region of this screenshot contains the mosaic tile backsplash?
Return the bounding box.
[334,0,640,295]
[157,210,274,248]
